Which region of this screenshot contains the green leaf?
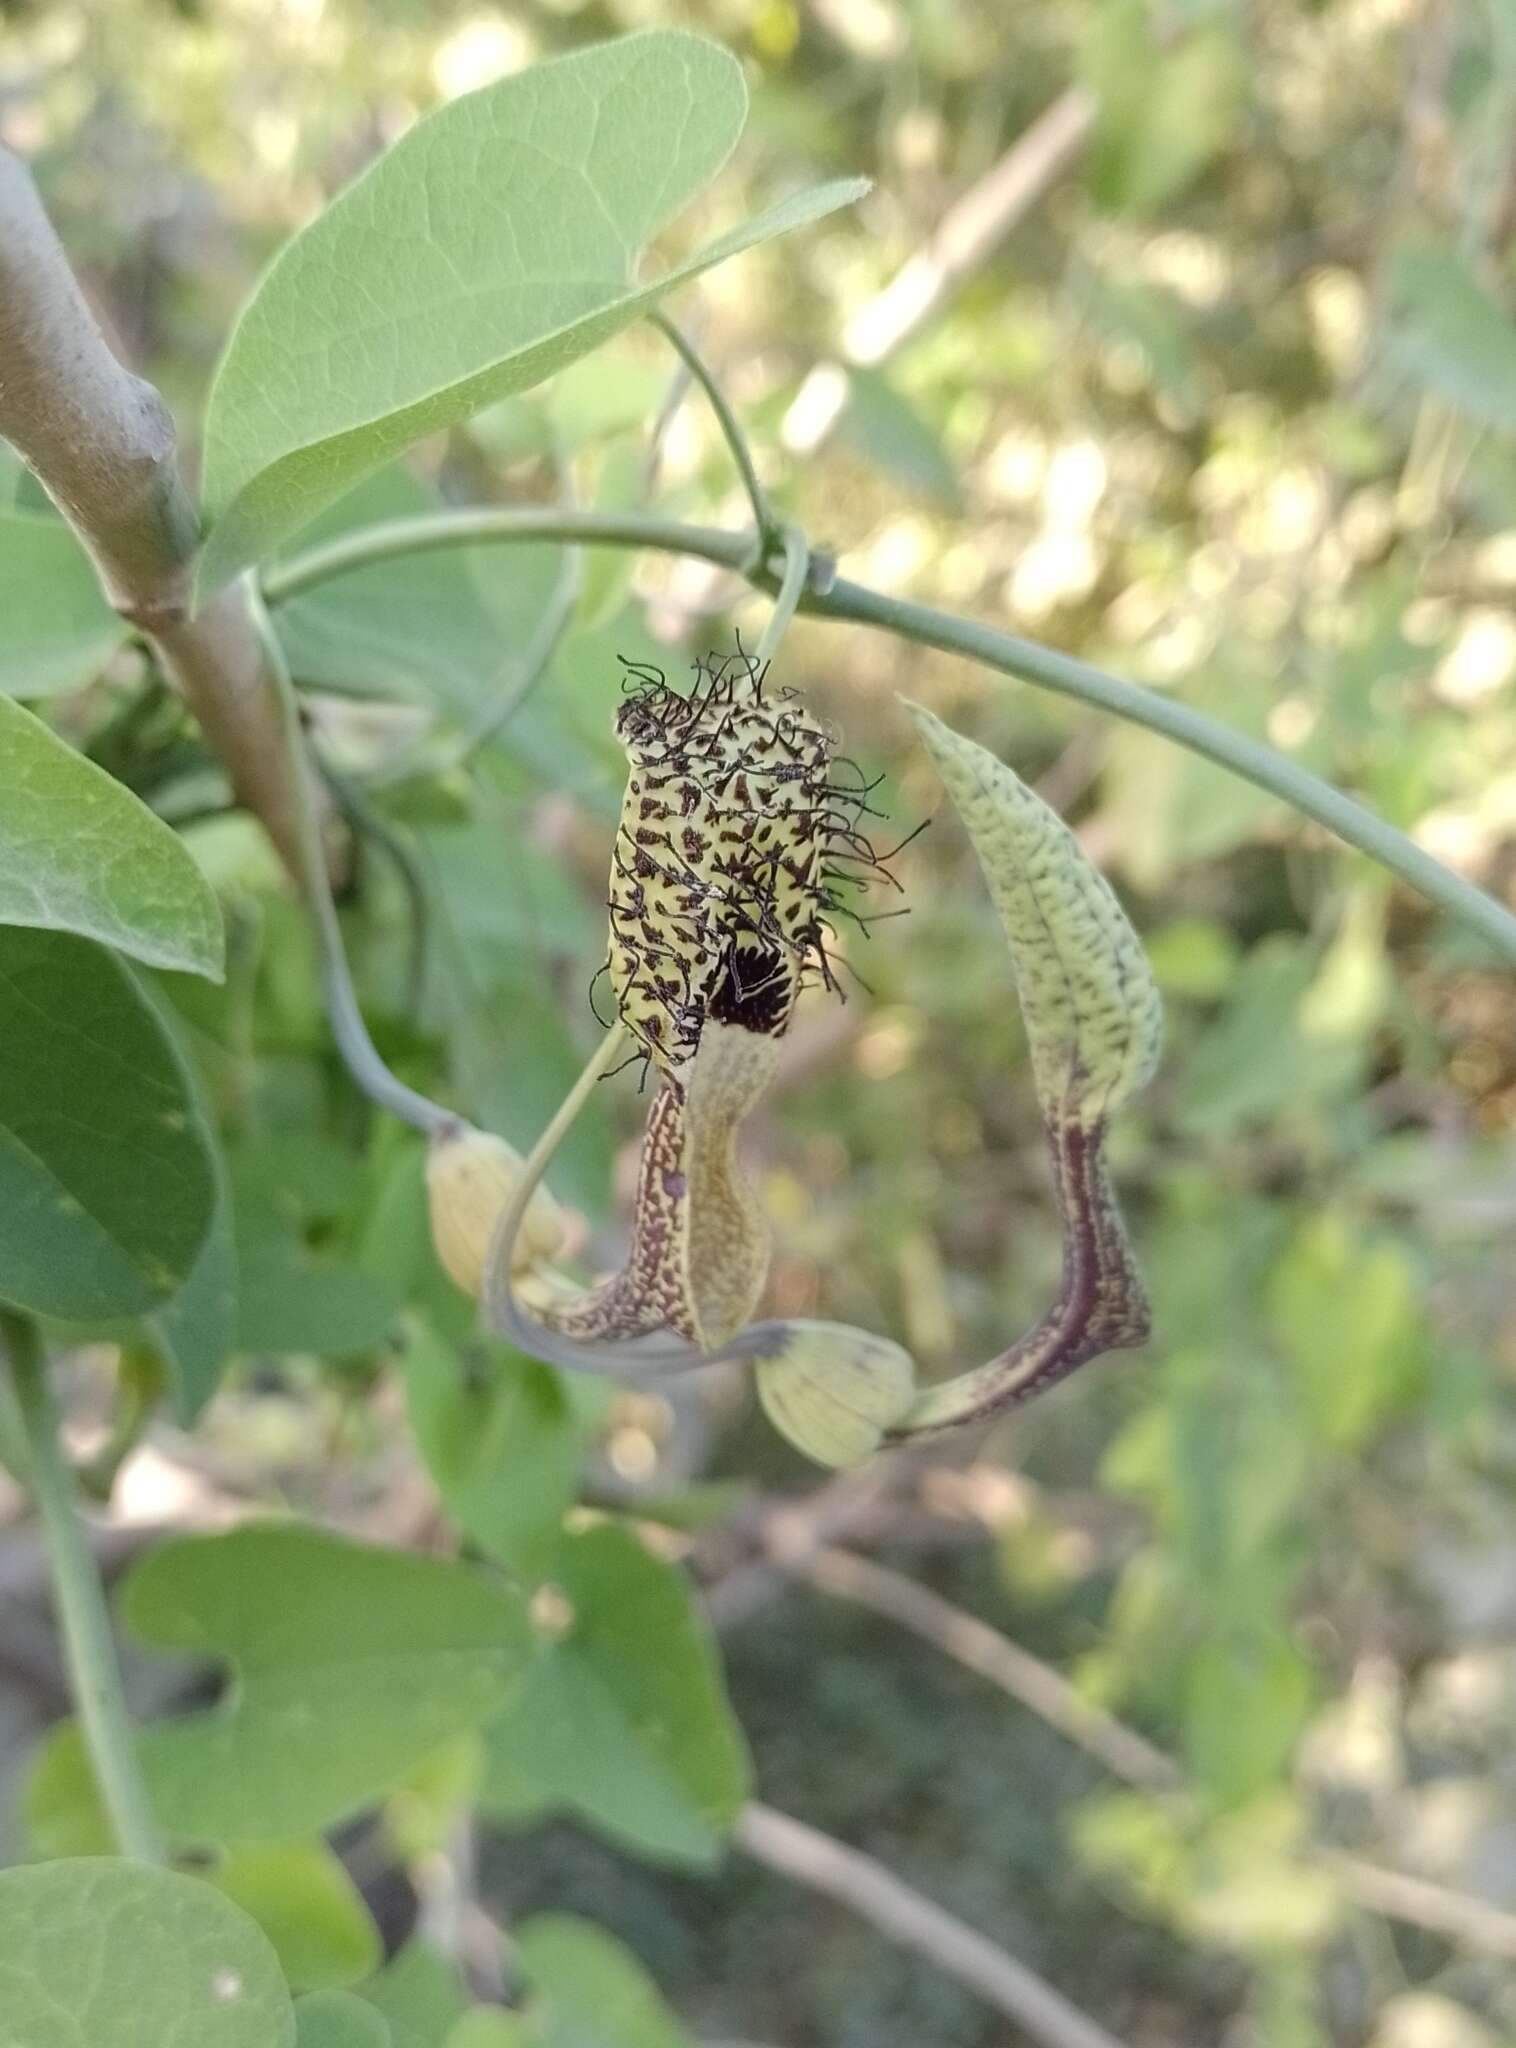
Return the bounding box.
[213,1841,382,1992]
[904,701,1162,1129]
[1267,1216,1426,1450]
[1385,243,1516,435]
[575,442,646,630]
[837,369,962,507]
[1177,938,1364,1135]
[0,928,218,1320]
[120,1522,529,1840]
[1143,918,1239,1001]
[1098,718,1280,894]
[480,1523,749,1868]
[451,972,614,1216]
[512,1916,692,2048]
[198,29,866,591]
[382,1733,484,1865]
[0,512,127,699]
[23,1720,114,1859]
[272,464,564,718]
[403,1327,579,1574]
[225,1130,404,1359]
[1182,1637,1315,1808]
[357,1945,467,2048]
[0,1858,294,2048]
[1070,267,1203,419]
[445,2017,526,2048]
[0,693,224,976]
[297,1992,393,2048]
[142,984,239,1422]
[148,1140,238,1418]
[235,1221,404,1359]
[545,347,672,450]
[1085,3,1241,216]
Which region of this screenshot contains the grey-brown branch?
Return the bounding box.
[0,145,306,876]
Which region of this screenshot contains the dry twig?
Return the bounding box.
[734,1801,1126,2048]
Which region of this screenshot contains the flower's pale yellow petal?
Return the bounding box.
[544,1020,777,1350]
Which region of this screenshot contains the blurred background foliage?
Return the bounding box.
[4,0,1516,2043]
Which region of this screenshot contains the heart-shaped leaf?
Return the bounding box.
[0,511,127,698]
[0,927,217,1320]
[509,1916,692,2048]
[356,1945,467,2048]
[0,693,224,976]
[403,1327,580,1576]
[120,1523,529,1840]
[198,30,865,591]
[298,1993,393,2048]
[0,1859,295,2048]
[480,1523,749,1867]
[214,1841,381,1993]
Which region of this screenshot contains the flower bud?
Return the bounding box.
[426,1123,568,1301]
[753,1321,916,1468]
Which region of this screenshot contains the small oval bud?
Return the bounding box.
[753,1321,917,1468]
[426,1123,567,1301]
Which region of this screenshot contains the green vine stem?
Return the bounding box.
[262,508,1516,968]
[1,1312,165,1864]
[650,312,776,546]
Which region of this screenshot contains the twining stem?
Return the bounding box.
[755,525,811,665]
[262,511,750,601]
[641,319,699,496]
[1,1312,165,1864]
[261,506,1516,968]
[247,583,453,1136]
[650,312,775,544]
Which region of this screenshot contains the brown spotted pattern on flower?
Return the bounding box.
[544,1020,779,1351]
[602,649,889,1074]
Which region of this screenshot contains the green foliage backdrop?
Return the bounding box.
[2,3,1516,2046]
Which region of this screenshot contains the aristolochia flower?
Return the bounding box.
[547,649,890,1353]
[437,653,1165,1470]
[604,650,842,1063]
